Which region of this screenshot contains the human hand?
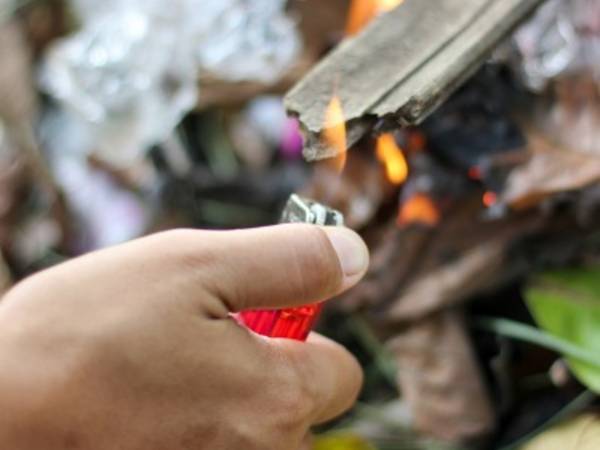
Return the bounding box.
[0,225,369,450]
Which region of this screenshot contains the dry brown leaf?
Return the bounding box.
[386,241,505,322]
[0,20,36,125]
[342,192,544,320]
[0,126,31,247]
[522,413,600,450]
[388,311,496,444]
[502,133,600,210]
[538,75,600,157]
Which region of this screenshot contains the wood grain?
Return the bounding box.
[285,0,547,160]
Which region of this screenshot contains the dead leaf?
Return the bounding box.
[0,125,31,247]
[522,413,600,450]
[539,75,600,158]
[388,311,496,444]
[502,132,600,210]
[342,192,544,321]
[386,240,505,322]
[0,20,36,125]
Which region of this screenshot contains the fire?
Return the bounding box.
[376,133,408,185]
[468,166,482,180]
[483,191,498,208]
[397,194,440,227]
[323,96,347,173]
[346,0,405,35]
[378,0,405,11]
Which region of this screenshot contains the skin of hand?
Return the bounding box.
[0,224,369,450]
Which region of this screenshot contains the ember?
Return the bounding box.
[397,193,440,227]
[483,191,498,208]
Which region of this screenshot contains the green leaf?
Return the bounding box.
[525,267,600,393]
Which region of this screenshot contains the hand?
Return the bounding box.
[0,225,369,450]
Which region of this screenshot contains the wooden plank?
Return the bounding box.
[285,0,491,159]
[374,0,546,125]
[286,0,490,132]
[285,0,547,161]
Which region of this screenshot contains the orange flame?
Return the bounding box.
[397,194,440,227]
[323,96,347,173]
[376,133,408,185]
[378,0,406,11]
[346,0,405,35]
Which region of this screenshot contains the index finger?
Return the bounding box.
[274,333,364,424]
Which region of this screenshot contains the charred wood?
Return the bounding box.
[285,0,546,161]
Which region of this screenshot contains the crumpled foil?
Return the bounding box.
[42,9,198,165]
[41,0,300,165]
[514,0,600,90]
[0,0,13,18]
[193,0,301,83]
[39,106,149,250]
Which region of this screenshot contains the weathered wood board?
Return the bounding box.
[285,0,547,161]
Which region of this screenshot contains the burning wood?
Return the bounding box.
[397,193,440,228]
[285,0,547,161]
[483,191,498,208]
[306,56,600,445]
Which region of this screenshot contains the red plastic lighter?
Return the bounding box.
[238,194,344,341]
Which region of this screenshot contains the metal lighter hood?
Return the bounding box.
[280,194,344,226]
[238,194,344,340]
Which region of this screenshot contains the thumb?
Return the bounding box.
[202,224,369,312]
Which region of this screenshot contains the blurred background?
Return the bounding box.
[0,0,599,448]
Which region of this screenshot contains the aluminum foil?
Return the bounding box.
[194,0,301,83]
[514,0,600,90]
[0,0,14,20]
[38,106,149,250]
[41,0,300,165]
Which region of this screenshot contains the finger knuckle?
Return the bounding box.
[157,229,219,272]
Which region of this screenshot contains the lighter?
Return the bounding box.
[238,194,344,341]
